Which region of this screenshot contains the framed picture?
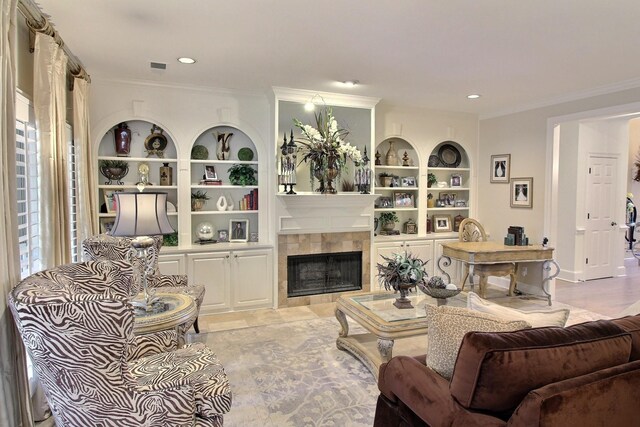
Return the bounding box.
[217,229,229,242]
[439,192,456,206]
[390,176,401,188]
[490,154,510,183]
[376,196,393,208]
[100,218,115,234]
[204,165,217,180]
[103,190,119,213]
[249,231,259,242]
[433,214,452,232]
[401,176,416,187]
[450,174,462,188]
[393,192,414,208]
[229,219,249,242]
[455,200,467,207]
[510,177,533,208]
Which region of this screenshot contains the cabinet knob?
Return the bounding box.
[234,254,238,259]
[225,255,230,259]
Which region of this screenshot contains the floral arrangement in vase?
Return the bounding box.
[376,252,429,309]
[294,107,362,194]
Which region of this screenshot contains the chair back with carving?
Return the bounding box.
[459,218,487,242]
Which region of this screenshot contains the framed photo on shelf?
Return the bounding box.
[490,154,510,183]
[455,200,467,207]
[450,174,462,188]
[393,192,414,208]
[217,229,229,242]
[204,165,217,180]
[229,219,249,242]
[249,231,259,242]
[100,218,115,234]
[510,177,533,208]
[103,190,119,213]
[433,215,452,232]
[376,196,393,208]
[438,192,456,206]
[401,176,416,187]
[390,176,401,188]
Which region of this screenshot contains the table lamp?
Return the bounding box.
[111,191,175,311]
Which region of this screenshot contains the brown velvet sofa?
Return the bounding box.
[374,314,640,427]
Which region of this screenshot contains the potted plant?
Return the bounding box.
[228,164,257,186]
[427,173,437,188]
[99,159,129,185]
[379,172,393,188]
[379,211,399,232]
[427,193,435,208]
[191,190,210,211]
[376,251,429,309]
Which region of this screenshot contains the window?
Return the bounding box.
[67,123,78,262]
[15,93,40,278]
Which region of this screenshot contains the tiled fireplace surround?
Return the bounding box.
[277,231,371,308]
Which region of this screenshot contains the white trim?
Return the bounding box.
[272,86,380,109]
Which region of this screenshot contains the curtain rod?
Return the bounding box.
[18,0,91,83]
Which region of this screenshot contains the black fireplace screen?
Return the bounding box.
[287,251,362,297]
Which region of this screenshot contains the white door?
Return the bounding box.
[585,155,617,280]
[187,252,231,312]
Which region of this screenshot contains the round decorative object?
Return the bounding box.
[100,164,129,185]
[437,142,462,168]
[237,147,254,161]
[191,145,209,160]
[428,155,441,167]
[196,222,215,241]
[428,276,447,289]
[144,125,168,158]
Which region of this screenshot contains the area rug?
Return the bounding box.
[188,317,378,426]
[186,297,607,427]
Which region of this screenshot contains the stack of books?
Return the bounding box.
[239,189,258,211]
[199,179,222,186]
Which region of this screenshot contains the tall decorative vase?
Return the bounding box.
[159,163,172,186]
[312,159,326,193]
[215,132,233,160]
[323,154,339,194]
[385,140,398,166]
[114,122,131,157]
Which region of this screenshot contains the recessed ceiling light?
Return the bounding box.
[467,94,481,99]
[177,57,196,64]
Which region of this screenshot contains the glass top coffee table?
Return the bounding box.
[335,291,466,378]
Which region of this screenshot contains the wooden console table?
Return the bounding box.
[438,241,559,305]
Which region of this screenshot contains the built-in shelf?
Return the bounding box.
[98,185,178,190]
[190,159,258,165]
[191,185,258,190]
[191,210,258,215]
[97,156,178,163]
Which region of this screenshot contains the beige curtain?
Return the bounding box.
[0,0,34,426]
[73,77,98,245]
[33,32,70,268]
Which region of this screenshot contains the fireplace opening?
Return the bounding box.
[287,251,362,298]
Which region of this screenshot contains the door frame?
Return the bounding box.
[546,102,640,282]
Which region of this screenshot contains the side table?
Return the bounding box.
[133,292,197,347]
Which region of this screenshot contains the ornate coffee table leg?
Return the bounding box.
[377,338,394,363]
[335,307,349,337]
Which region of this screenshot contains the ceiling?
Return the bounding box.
[34,0,640,117]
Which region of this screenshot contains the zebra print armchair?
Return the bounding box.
[82,234,205,333]
[10,261,231,427]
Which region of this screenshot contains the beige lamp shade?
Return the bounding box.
[111,192,175,236]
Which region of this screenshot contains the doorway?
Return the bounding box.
[548,104,640,283]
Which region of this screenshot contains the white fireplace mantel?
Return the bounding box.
[276,193,379,209]
[277,193,378,234]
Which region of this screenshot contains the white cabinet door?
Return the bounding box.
[157,253,185,275]
[404,240,434,276]
[187,252,231,312]
[231,249,273,309]
[433,238,462,285]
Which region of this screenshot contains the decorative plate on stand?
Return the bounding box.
[437,143,461,168]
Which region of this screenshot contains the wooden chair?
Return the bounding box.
[458,218,516,297]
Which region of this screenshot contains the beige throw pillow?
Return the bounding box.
[426,305,530,380]
[467,292,570,328]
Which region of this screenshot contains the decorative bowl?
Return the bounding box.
[100,165,129,184]
[418,283,462,299]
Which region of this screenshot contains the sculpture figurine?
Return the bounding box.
[215,132,233,160]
